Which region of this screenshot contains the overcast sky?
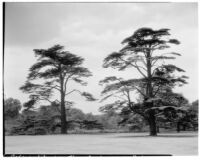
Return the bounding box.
[4,2,198,114]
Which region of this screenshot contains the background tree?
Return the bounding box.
[189,100,198,131]
[102,28,188,136]
[177,100,199,131]
[20,44,96,134]
[190,100,198,113]
[153,91,190,132]
[4,97,22,119]
[97,109,121,130]
[119,111,146,132]
[68,108,86,121]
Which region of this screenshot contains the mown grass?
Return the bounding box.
[5,131,198,155]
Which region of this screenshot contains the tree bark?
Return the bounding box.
[182,124,186,131]
[60,72,67,134]
[157,125,160,133]
[146,50,157,136]
[148,110,157,136]
[60,93,67,134]
[177,121,181,133]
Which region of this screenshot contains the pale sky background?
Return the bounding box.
[4,2,198,114]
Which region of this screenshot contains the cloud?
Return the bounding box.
[5,3,69,46]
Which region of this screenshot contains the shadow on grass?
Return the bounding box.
[157,134,198,138]
[115,134,198,138]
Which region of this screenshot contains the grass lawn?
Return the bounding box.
[5,131,198,155]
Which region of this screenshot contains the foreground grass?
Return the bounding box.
[5,131,198,155]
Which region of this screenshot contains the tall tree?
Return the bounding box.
[102,28,188,136]
[20,45,96,134]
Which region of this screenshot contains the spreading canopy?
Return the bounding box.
[100,28,188,136]
[20,44,96,110]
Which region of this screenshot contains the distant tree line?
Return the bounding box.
[4,97,198,135]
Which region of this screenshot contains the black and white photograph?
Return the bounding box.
[3,1,199,156]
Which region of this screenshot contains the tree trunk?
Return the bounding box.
[60,93,67,134]
[148,111,157,136]
[157,125,160,133]
[182,124,186,131]
[146,50,157,136]
[177,121,180,133]
[193,123,196,131]
[60,72,67,134]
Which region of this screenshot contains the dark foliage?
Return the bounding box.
[4,98,22,119]
[101,27,188,136]
[20,44,96,133]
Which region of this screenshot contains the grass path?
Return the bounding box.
[5,132,198,155]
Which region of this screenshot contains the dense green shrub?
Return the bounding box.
[26,127,47,135]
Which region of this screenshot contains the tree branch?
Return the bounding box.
[134,64,147,72]
[63,73,76,94]
[133,86,146,98]
[134,62,147,77]
[118,57,147,78]
[141,58,147,68]
[54,99,60,103]
[117,77,146,98]
[127,101,147,119]
[113,95,127,101]
[37,97,52,104]
[47,85,61,91]
[153,85,162,97]
[65,89,82,96]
